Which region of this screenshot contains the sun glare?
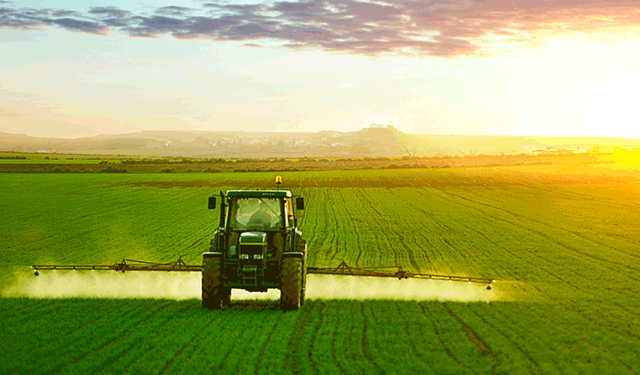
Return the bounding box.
[497,36,640,138]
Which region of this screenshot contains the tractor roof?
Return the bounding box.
[226,190,292,198]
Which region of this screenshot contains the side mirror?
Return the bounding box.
[208,197,216,209]
[295,197,305,210]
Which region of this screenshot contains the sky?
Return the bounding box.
[1,0,639,138]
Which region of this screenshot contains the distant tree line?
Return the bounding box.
[0,152,594,174]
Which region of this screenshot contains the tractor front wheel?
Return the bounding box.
[202,252,224,310]
[281,255,303,311]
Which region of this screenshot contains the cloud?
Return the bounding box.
[89,6,132,19]
[1,0,640,56]
[53,18,107,34]
[0,6,107,34]
[155,6,194,16]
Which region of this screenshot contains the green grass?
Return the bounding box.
[1,166,640,374]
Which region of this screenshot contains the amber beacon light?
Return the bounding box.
[275,175,282,189]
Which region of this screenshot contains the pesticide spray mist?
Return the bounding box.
[3,270,503,302]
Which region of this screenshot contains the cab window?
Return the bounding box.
[228,197,284,231]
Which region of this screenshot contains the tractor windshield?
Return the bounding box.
[228,197,284,231]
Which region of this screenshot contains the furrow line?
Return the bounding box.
[331,189,343,265]
[329,302,346,375]
[430,186,640,278]
[395,304,439,374]
[440,302,501,367]
[158,313,222,375]
[304,189,320,267]
[217,328,248,373]
[48,302,173,375]
[358,189,400,267]
[108,306,197,374]
[336,191,362,267]
[253,313,285,375]
[31,302,151,371]
[455,303,544,374]
[461,185,640,258]
[397,234,421,273]
[410,202,468,272]
[0,299,61,325]
[162,311,239,374]
[416,303,467,369]
[442,188,640,273]
[459,223,583,288]
[360,302,383,374]
[485,303,638,375]
[319,188,339,265]
[307,302,325,375]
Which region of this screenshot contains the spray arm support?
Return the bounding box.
[32,257,201,275]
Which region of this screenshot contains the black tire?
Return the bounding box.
[202,253,223,310]
[280,256,303,311]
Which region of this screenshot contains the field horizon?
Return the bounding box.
[3,127,639,158]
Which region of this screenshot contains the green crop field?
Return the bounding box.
[1,164,640,374]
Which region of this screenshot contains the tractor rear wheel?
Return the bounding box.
[202,252,224,310]
[281,255,303,311]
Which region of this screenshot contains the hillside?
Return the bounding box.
[1,126,638,158]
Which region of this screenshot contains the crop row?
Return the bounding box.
[2,298,639,374]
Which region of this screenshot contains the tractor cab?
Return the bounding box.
[228,194,287,232]
[218,190,299,261]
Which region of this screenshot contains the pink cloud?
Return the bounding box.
[2,0,639,56]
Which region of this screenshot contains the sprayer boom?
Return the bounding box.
[307,260,493,285]
[33,258,492,288]
[32,257,200,275]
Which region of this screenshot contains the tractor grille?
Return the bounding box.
[239,244,264,261]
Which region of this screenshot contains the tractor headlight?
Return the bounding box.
[254,254,263,260]
[240,254,249,259]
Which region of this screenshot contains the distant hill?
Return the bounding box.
[1,126,638,158]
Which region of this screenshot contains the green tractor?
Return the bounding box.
[203,188,307,310]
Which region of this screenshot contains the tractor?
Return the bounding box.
[203,188,308,310]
